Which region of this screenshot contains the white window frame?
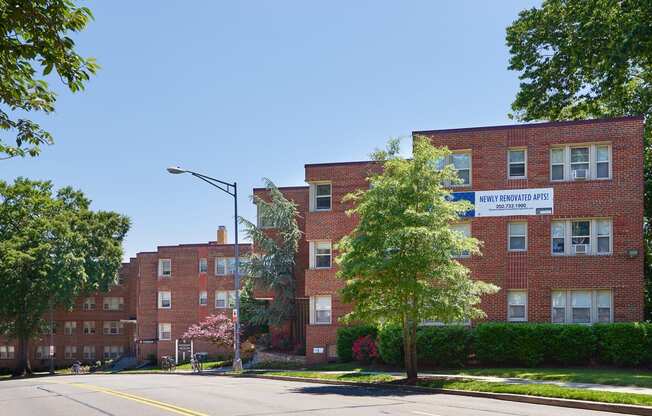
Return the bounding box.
[508,222,527,252]
[508,148,527,179]
[507,290,527,322]
[158,291,171,309]
[64,321,77,336]
[439,151,472,187]
[103,297,124,311]
[199,290,208,306]
[103,345,123,360]
[215,257,236,276]
[310,182,332,212]
[451,222,471,258]
[551,219,612,256]
[310,241,332,269]
[550,289,613,324]
[256,202,274,228]
[199,258,208,273]
[83,297,96,311]
[158,258,172,278]
[0,346,15,359]
[103,321,123,335]
[83,321,96,335]
[64,346,77,360]
[311,295,332,325]
[158,323,172,341]
[83,345,95,360]
[550,143,612,182]
[215,290,236,309]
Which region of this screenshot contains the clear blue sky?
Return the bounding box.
[3,1,540,260]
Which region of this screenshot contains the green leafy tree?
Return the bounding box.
[506,0,652,317]
[0,178,129,376]
[240,179,301,327]
[1,0,99,159]
[337,138,499,382]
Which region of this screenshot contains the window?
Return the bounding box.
[103,297,124,311]
[257,203,274,228]
[83,346,95,360]
[437,152,471,186]
[551,219,612,256]
[570,147,590,179]
[158,259,172,277]
[83,297,96,311]
[507,290,527,322]
[199,290,208,306]
[508,148,526,179]
[64,321,77,336]
[312,183,332,211]
[216,257,236,275]
[310,241,332,269]
[199,258,208,273]
[83,321,96,335]
[0,346,15,359]
[158,291,171,309]
[551,290,612,323]
[103,321,123,335]
[36,346,53,359]
[158,323,172,341]
[103,346,123,360]
[44,322,57,335]
[550,144,611,181]
[451,223,471,258]
[64,346,77,359]
[508,222,527,251]
[312,295,332,324]
[215,290,236,308]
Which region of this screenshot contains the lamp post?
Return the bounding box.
[166,166,243,372]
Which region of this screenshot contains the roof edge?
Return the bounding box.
[304,159,378,168]
[413,115,644,135]
[253,185,309,192]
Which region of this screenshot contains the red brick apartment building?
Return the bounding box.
[258,116,644,364]
[0,227,251,370]
[0,116,643,370]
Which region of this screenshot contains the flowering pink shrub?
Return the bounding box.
[182,314,234,346]
[352,335,378,363]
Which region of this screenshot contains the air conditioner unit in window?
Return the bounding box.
[573,244,590,255]
[573,169,588,180]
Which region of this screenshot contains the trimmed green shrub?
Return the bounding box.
[594,323,650,367]
[544,324,595,365]
[336,324,378,362]
[417,325,473,368]
[377,324,404,365]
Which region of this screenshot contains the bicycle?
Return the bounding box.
[160,356,176,372]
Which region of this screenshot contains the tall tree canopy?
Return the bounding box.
[337,138,498,382]
[506,0,652,316]
[0,178,129,375]
[1,0,98,159]
[240,179,301,327]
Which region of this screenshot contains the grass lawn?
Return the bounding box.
[254,370,394,383]
[433,368,652,389]
[418,379,652,407]
[175,360,231,371]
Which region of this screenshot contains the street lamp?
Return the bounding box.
[166,166,243,372]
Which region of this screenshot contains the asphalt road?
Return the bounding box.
[0,373,626,416]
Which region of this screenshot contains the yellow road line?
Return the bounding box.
[69,382,209,416]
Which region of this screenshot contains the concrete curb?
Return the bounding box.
[241,373,652,416]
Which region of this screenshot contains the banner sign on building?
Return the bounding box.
[452,188,553,217]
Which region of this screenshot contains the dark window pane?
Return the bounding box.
[552,238,565,253]
[510,236,526,250]
[316,196,331,210]
[597,162,609,178]
[509,163,525,177]
[316,255,331,268]
[551,165,564,180]
[316,184,331,196]
[457,169,470,185]
[572,308,591,323]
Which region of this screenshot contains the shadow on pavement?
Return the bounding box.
[289,384,436,397]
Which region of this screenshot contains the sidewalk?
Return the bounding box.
[255,369,652,396]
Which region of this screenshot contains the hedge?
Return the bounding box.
[336,324,378,362]
[341,322,652,368]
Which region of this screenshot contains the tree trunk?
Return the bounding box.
[402,314,418,384]
[13,335,31,377]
